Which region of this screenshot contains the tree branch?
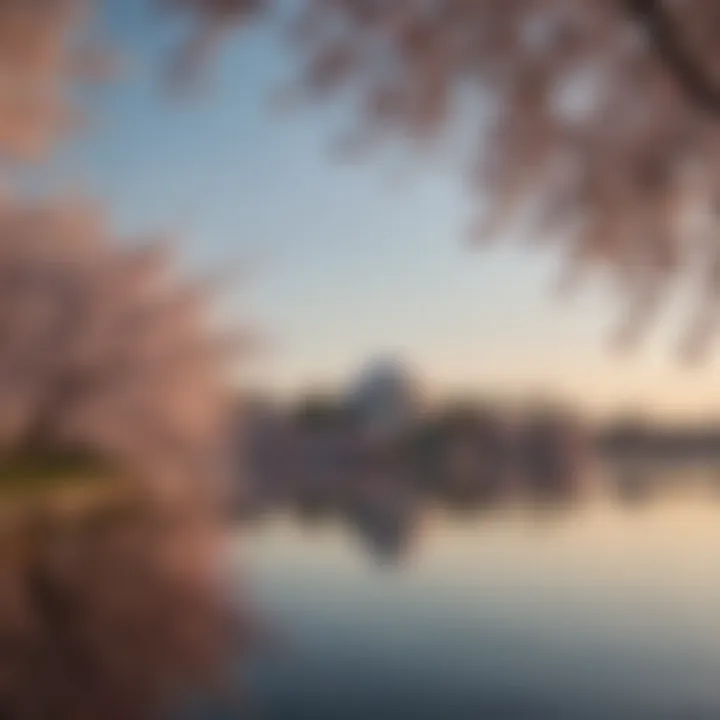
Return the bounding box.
[627,0,720,115]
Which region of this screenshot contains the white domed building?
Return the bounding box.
[348,357,424,441]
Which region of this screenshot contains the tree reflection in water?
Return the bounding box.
[252,458,720,567]
[0,488,247,720]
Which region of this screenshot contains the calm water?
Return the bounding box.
[225,474,720,719]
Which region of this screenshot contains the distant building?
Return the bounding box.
[349,357,423,441]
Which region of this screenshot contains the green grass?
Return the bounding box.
[0,451,112,499]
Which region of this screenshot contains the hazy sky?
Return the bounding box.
[42,0,720,421]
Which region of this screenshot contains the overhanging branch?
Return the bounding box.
[627,0,720,115]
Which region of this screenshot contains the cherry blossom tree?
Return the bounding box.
[280,1,720,355]
[8,0,720,351]
[0,8,249,716]
[0,197,236,501]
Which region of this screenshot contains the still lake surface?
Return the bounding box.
[221,471,720,719]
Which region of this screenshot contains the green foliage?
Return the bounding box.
[294,393,355,429]
[0,451,111,499]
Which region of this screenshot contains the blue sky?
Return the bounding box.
[39,0,720,420]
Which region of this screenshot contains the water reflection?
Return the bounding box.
[0,488,245,720]
[246,457,720,567]
[240,406,720,719]
[242,466,720,720]
[344,490,422,565]
[4,461,720,719]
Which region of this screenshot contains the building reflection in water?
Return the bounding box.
[247,460,720,571]
[241,358,599,568]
